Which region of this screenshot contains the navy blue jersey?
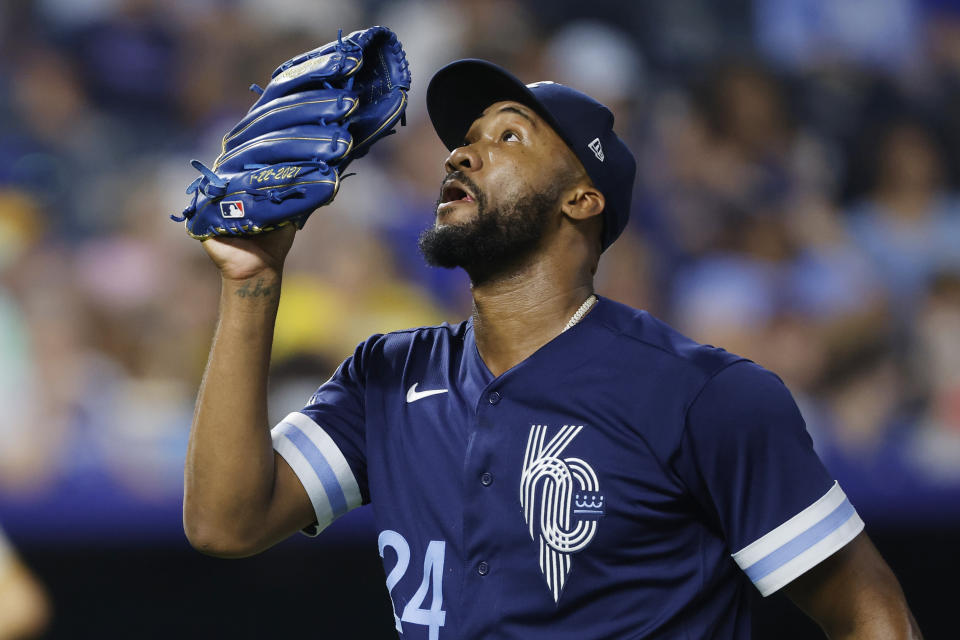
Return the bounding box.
[271,297,863,639]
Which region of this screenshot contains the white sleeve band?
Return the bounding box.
[271,412,363,536]
[731,481,864,596]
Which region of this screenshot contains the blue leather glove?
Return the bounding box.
[174,26,410,239]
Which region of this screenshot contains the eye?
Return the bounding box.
[502,130,521,142]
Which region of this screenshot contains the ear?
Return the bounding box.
[560,184,605,222]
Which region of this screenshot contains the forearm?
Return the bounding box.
[830,619,922,640]
[824,604,922,639]
[786,534,923,640]
[821,579,922,640]
[183,271,283,555]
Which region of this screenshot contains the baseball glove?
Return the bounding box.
[173,26,410,239]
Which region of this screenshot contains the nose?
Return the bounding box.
[443,144,482,175]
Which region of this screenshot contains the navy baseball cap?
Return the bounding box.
[426,59,636,251]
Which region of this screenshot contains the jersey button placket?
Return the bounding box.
[477,561,489,576]
[488,391,501,405]
[480,472,493,486]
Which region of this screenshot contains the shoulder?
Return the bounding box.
[366,319,469,349]
[576,297,773,464]
[353,319,470,368]
[684,359,809,462]
[319,320,469,393]
[592,297,747,389]
[689,359,798,424]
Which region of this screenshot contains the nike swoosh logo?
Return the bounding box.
[406,383,449,403]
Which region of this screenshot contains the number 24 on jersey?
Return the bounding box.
[379,530,447,640]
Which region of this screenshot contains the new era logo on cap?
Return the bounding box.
[588,138,604,162]
[220,201,245,218]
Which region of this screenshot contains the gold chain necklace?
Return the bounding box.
[562,295,597,332]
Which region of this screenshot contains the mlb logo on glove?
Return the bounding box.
[220,201,245,218]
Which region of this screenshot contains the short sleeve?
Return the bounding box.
[674,361,864,596]
[271,337,378,536]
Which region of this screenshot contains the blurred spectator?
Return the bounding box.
[274,221,449,362]
[69,0,178,122]
[238,0,360,34]
[908,272,960,480]
[543,20,646,128]
[756,0,922,73]
[647,60,810,260]
[846,120,960,309]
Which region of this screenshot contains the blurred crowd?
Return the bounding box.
[1,0,959,533]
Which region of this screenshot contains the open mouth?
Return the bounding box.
[440,180,476,205]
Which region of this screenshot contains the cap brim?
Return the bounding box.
[427,59,562,151]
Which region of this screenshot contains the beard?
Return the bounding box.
[418,173,562,285]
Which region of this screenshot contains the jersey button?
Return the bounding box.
[480,472,493,486]
[477,561,489,576]
[488,391,501,405]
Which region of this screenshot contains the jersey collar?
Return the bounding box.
[463,295,613,390]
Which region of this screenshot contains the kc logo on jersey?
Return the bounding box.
[520,424,604,603]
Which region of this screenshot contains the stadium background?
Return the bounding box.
[0,0,957,637]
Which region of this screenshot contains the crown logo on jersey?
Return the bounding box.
[520,424,604,603]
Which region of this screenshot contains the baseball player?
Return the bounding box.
[183,59,922,638]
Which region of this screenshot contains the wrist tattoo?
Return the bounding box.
[234,277,279,300]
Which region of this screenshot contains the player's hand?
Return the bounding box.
[201,224,296,282]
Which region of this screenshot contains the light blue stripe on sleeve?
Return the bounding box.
[743,498,856,583]
[277,421,349,518]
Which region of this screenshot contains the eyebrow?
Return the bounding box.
[496,105,538,128]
